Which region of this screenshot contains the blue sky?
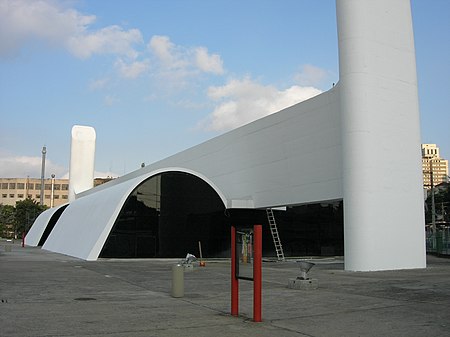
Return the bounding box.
[0,0,448,179]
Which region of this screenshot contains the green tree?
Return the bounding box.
[0,204,16,238]
[14,198,47,238]
[425,183,450,223]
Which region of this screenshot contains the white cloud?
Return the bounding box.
[148,35,177,66]
[0,0,92,57]
[0,0,224,91]
[115,58,150,79]
[294,64,329,87]
[200,76,322,131]
[0,0,142,59]
[66,25,143,59]
[104,95,119,106]
[94,171,119,179]
[148,35,224,83]
[194,47,224,75]
[0,155,67,178]
[0,154,120,180]
[89,78,109,91]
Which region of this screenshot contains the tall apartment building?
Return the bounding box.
[422,144,449,188]
[0,177,114,208]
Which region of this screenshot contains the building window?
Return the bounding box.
[1,183,8,189]
[45,184,52,190]
[18,194,24,198]
[54,195,59,199]
[54,184,61,190]
[62,184,69,191]
[62,195,68,199]
[35,194,40,199]
[35,184,41,190]
[9,183,16,189]
[9,194,14,198]
[45,195,50,199]
[28,195,32,199]
[17,183,25,189]
[2,194,7,198]
[27,183,34,190]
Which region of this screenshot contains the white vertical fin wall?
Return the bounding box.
[337,0,426,271]
[68,125,96,202]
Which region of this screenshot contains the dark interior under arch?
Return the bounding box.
[99,171,344,259]
[100,171,229,258]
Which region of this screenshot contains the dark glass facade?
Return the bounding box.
[100,172,229,258]
[263,203,344,257]
[228,204,343,258]
[99,171,344,259]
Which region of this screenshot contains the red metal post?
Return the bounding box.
[231,225,239,316]
[253,224,262,322]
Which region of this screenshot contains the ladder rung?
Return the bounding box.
[267,208,284,261]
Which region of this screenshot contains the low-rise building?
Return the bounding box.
[0,177,115,207]
[0,177,69,207]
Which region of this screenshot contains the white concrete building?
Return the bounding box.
[27,0,425,271]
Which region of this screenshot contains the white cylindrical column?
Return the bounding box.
[336,0,426,271]
[68,125,96,202]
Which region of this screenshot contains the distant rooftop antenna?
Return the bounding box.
[40,146,46,205]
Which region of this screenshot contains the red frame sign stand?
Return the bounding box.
[231,224,262,322]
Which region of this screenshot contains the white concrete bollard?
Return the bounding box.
[171,264,184,298]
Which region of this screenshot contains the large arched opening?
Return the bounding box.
[99,171,229,258]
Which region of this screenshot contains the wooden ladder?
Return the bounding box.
[266,208,285,261]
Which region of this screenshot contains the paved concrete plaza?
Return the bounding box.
[1,240,449,336]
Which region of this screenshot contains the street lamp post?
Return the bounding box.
[50,174,55,208]
[40,146,46,205]
[430,160,436,234]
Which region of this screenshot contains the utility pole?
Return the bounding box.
[40,146,46,205]
[430,160,436,234]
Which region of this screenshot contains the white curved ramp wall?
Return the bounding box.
[87,88,342,209]
[337,0,425,270]
[25,205,65,246]
[44,176,140,260]
[46,87,341,261]
[43,168,228,260]
[68,125,96,202]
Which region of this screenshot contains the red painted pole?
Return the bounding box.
[231,226,239,316]
[253,224,262,322]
